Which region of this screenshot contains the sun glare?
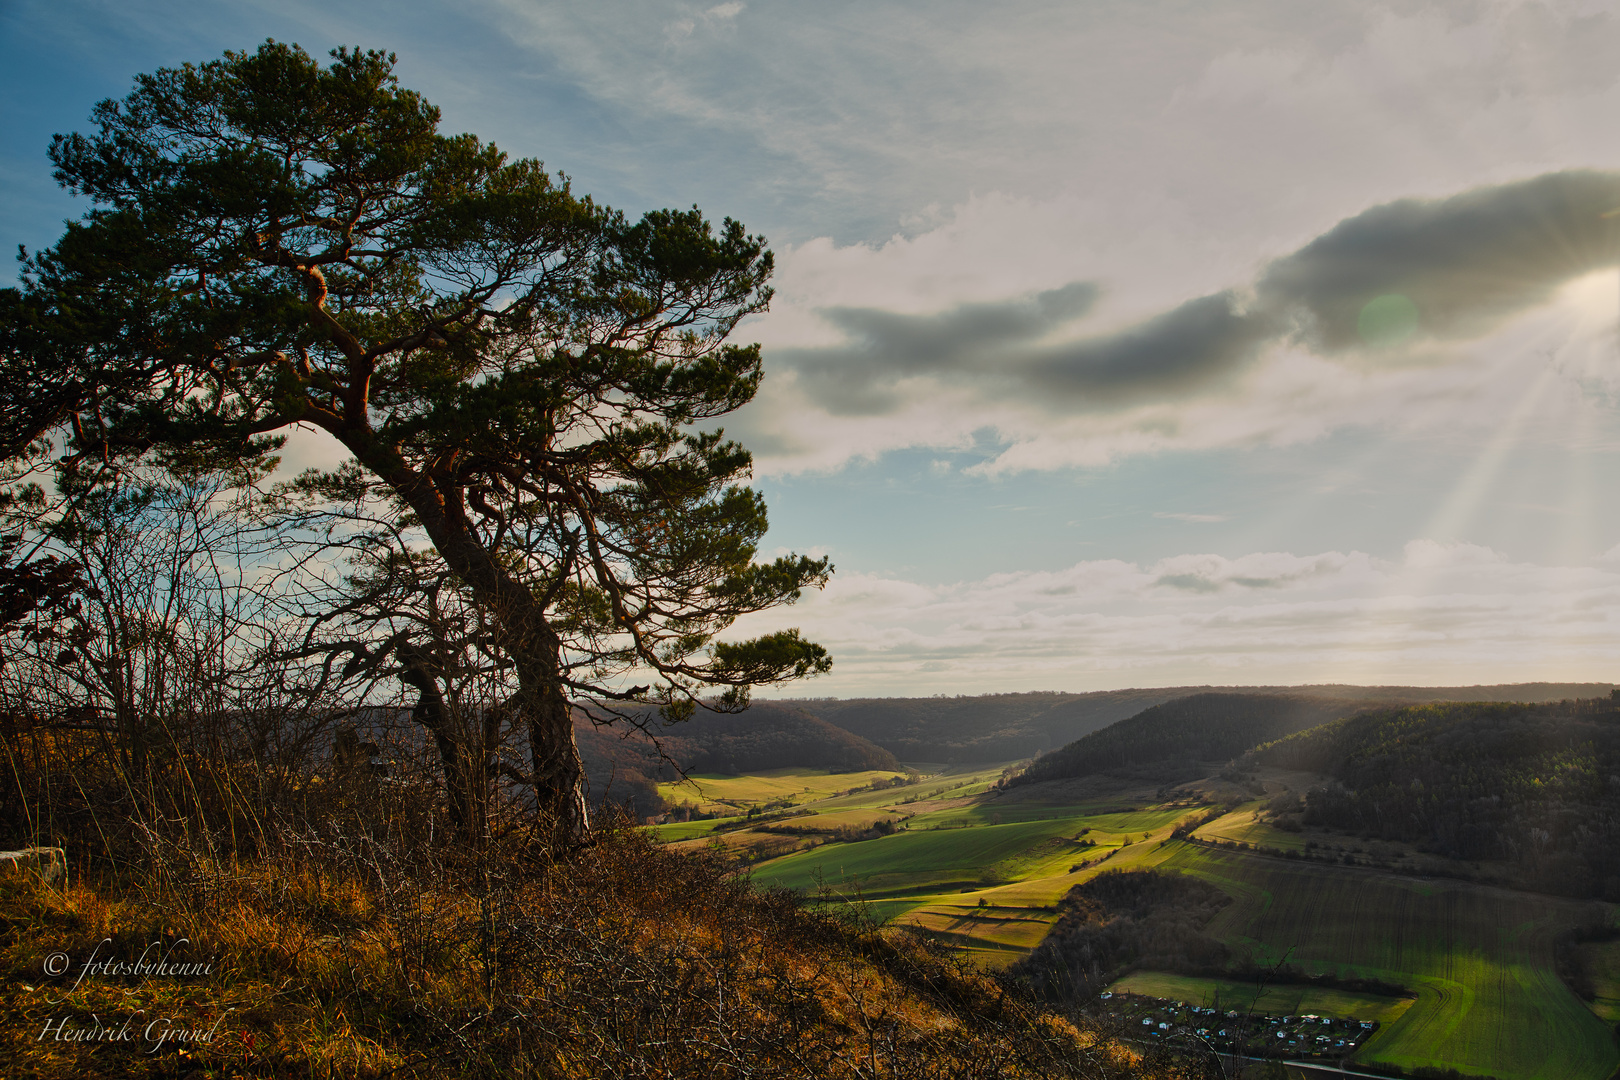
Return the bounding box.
[1557,267,1620,339]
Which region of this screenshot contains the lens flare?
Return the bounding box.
[1357,294,1420,348]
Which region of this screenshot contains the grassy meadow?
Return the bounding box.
[655,766,913,813]
[651,763,1620,1080]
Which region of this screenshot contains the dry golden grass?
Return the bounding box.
[0,720,1205,1078]
[0,822,1203,1080]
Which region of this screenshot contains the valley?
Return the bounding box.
[649,687,1620,1080]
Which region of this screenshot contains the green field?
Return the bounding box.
[1193,808,1312,852]
[749,803,1188,943]
[1156,842,1619,1080]
[654,765,1620,1079]
[810,764,1011,811]
[649,814,748,841]
[1107,970,1415,1025]
[657,767,912,811]
[751,806,1183,896]
[1583,939,1620,1025]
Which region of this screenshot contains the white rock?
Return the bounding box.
[0,847,67,888]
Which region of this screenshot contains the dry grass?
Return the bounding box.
[0,818,1209,1080]
[0,687,1205,1078]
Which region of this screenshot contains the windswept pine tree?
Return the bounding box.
[2,42,832,844]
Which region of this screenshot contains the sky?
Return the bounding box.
[6,0,1620,695]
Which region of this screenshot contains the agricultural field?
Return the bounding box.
[1191,807,1503,880]
[648,764,1016,868]
[656,766,913,813]
[1585,938,1620,1025]
[750,801,1188,947]
[649,814,747,842]
[653,765,1620,1079]
[1190,808,1312,853]
[1156,842,1619,1080]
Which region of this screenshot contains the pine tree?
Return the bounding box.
[3,42,831,843]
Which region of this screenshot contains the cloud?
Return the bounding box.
[1026,290,1275,400]
[1258,170,1620,352]
[805,170,1620,399]
[770,282,1273,418]
[732,541,1620,695]
[1150,551,1353,593]
[1154,512,1228,523]
[777,282,1098,415]
[742,170,1620,472]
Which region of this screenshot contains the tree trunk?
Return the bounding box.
[509,620,590,846]
[346,445,593,845]
[525,680,590,843]
[398,645,487,843]
[367,461,592,846]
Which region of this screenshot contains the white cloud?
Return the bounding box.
[736,540,1620,695]
[480,0,1620,251]
[459,0,1620,480]
[736,250,1620,476]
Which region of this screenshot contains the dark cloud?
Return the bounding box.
[772,170,1620,417]
[1259,170,1620,350]
[779,281,1099,415]
[1027,291,1276,399]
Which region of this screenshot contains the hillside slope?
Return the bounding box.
[1006,692,1372,788]
[792,690,1193,762]
[1251,696,1620,899]
[0,828,1168,1080]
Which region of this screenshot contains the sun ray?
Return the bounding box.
[1416,364,1557,546]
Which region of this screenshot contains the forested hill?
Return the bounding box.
[646,704,900,775]
[1005,693,1369,788]
[790,689,1192,762]
[786,683,1612,764]
[1250,696,1620,899]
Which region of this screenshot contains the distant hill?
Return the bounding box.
[789,689,1190,762]
[1005,693,1371,788]
[576,683,1616,814]
[641,703,900,776]
[784,683,1614,764]
[1250,695,1620,899]
[576,702,900,817]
